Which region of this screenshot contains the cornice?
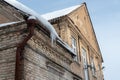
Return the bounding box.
[27,29,73,67]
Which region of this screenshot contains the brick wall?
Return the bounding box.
[0,22,27,80]
[0,1,85,80]
[0,1,23,23]
[21,28,79,80]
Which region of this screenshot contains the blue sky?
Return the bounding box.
[17,0,120,80]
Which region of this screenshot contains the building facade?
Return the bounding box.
[0,0,104,80]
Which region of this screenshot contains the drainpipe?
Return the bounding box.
[15,17,37,80]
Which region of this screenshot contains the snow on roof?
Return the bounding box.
[4,0,76,56]
[4,0,59,40]
[41,5,81,20]
[28,16,37,20]
[0,21,24,28]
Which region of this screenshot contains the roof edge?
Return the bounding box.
[41,4,83,20]
[83,2,104,62]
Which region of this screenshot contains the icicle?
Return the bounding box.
[50,33,57,47]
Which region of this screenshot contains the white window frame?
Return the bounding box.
[91,57,96,76]
[82,47,89,80]
[71,37,78,61]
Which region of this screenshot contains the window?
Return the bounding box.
[82,48,89,80]
[72,37,77,61]
[72,37,77,53]
[91,57,96,76]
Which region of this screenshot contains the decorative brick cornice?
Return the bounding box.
[28,35,73,70]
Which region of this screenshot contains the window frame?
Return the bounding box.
[71,36,78,61]
[91,57,96,76]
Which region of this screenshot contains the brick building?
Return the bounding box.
[0,0,104,80]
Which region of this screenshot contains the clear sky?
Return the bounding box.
[17,0,120,80]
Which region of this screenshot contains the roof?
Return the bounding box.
[41,5,81,20]
[3,0,76,56]
[4,0,59,42]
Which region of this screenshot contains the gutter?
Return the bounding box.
[15,18,37,80]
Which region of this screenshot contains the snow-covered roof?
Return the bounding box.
[3,0,76,56]
[41,5,81,20]
[4,0,59,41]
[28,16,37,20]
